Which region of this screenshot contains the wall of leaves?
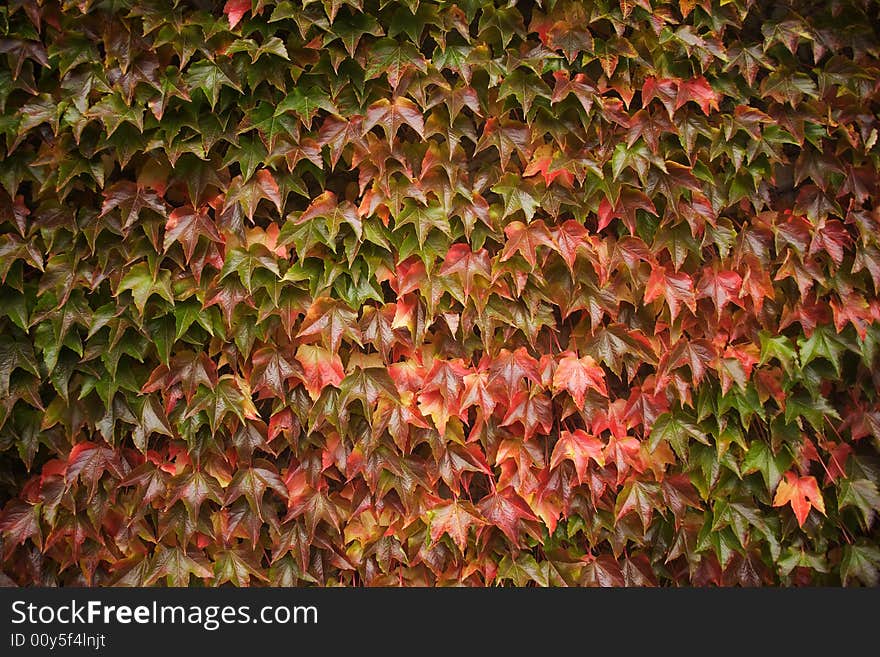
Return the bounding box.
[1,0,879,586]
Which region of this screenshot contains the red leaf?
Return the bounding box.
[65,442,126,495]
[439,243,491,301]
[417,389,455,435]
[253,170,283,215]
[490,348,542,401]
[809,218,850,266]
[642,76,679,117]
[552,220,588,271]
[597,197,615,232]
[665,338,715,385]
[525,468,564,533]
[615,480,661,531]
[428,500,485,552]
[268,408,294,443]
[644,263,697,320]
[295,344,345,400]
[740,256,775,314]
[598,189,657,234]
[553,351,608,406]
[0,501,42,549]
[360,304,398,360]
[386,256,426,296]
[660,474,702,523]
[421,358,468,406]
[460,369,499,416]
[824,443,852,485]
[697,268,743,319]
[142,350,218,402]
[297,190,361,240]
[551,70,597,114]
[317,115,366,169]
[438,443,492,493]
[522,149,575,187]
[591,398,632,439]
[604,434,645,485]
[250,345,300,398]
[474,117,531,170]
[100,181,166,228]
[373,395,429,450]
[223,0,251,29]
[675,76,720,115]
[550,429,605,484]
[830,291,872,340]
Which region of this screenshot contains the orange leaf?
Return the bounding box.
[772,471,826,527]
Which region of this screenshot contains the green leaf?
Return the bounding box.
[648,411,708,460]
[838,478,880,529]
[275,86,338,129]
[213,547,269,586]
[115,263,175,315]
[783,391,840,432]
[185,60,242,110]
[146,546,213,586]
[759,330,799,374]
[395,201,451,247]
[174,299,212,341]
[86,93,144,137]
[498,68,550,117]
[778,546,829,577]
[363,38,427,88]
[491,174,540,222]
[223,136,268,183]
[185,375,259,435]
[0,336,40,397]
[614,480,661,531]
[798,325,848,376]
[841,543,880,586]
[496,553,549,586]
[219,246,281,293]
[741,441,791,493]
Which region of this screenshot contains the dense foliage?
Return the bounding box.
[1,0,879,587]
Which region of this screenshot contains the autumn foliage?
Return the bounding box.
[1,0,879,587]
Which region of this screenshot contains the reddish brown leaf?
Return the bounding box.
[477,487,539,547]
[363,97,425,141]
[296,296,361,354]
[500,220,555,268]
[163,205,222,264]
[439,243,492,301]
[501,391,553,441]
[644,263,697,320]
[428,500,485,552]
